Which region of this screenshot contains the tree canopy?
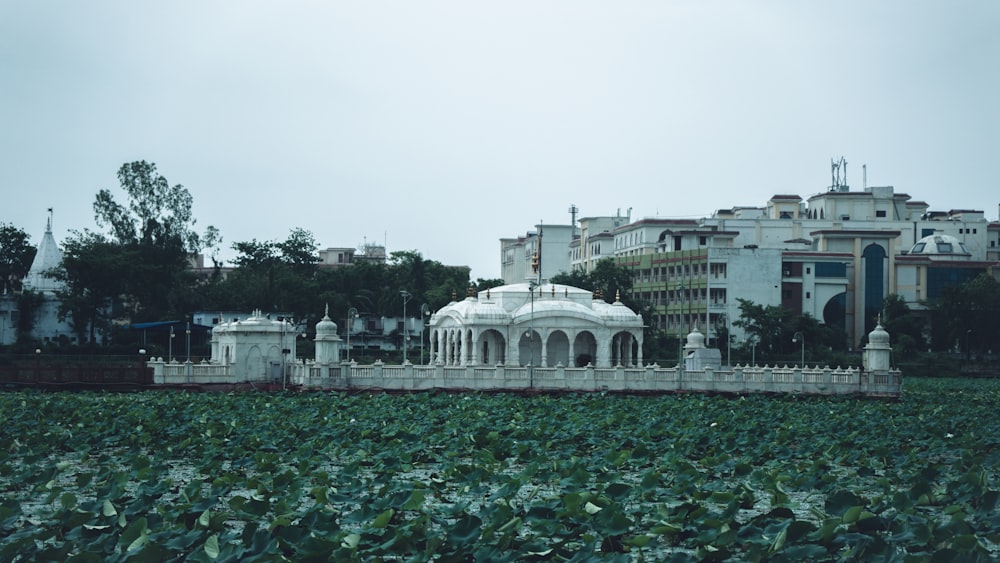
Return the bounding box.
[0,223,36,294]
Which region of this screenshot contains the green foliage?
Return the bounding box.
[880,294,927,356]
[929,273,1000,356]
[2,380,999,559]
[14,289,44,344]
[56,162,216,326]
[53,231,124,344]
[93,161,204,253]
[731,299,847,365]
[0,222,35,294]
[551,258,632,302]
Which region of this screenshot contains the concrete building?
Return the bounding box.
[502,168,999,349]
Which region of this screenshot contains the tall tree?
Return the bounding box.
[53,231,125,344]
[225,229,320,318]
[733,298,791,356]
[59,161,215,327]
[0,223,36,294]
[94,161,203,252]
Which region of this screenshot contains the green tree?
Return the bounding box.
[221,229,321,319]
[0,223,36,294]
[551,259,632,302]
[880,294,927,356]
[930,273,1000,356]
[733,298,791,359]
[80,161,215,323]
[53,231,125,344]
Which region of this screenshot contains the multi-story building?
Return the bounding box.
[502,174,999,349]
[501,224,574,283]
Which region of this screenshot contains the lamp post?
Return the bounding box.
[169,326,175,362]
[528,281,537,385]
[185,321,191,363]
[400,290,412,364]
[346,307,358,363]
[718,313,731,368]
[748,336,758,367]
[792,331,805,368]
[420,304,430,365]
[966,329,972,364]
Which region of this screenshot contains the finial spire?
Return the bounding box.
[46,208,53,233]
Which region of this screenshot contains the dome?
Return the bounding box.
[316,305,338,334]
[908,234,971,258]
[684,327,706,350]
[867,321,890,347]
[436,296,510,324]
[512,298,602,323]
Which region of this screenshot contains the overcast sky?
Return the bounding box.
[2,1,997,280]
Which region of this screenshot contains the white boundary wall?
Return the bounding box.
[150,359,901,397]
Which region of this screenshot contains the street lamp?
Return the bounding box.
[420,303,430,365]
[748,335,758,367]
[346,307,358,363]
[400,290,412,364]
[185,321,191,363]
[528,281,538,384]
[792,331,805,368]
[169,326,175,362]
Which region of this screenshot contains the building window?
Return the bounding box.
[699,236,707,246]
[806,267,811,274]
[806,292,811,299]
[876,210,886,218]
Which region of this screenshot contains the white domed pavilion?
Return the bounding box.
[428,283,644,368]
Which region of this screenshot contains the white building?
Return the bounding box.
[209,309,320,382]
[428,283,644,368]
[1,212,81,346]
[502,168,999,348]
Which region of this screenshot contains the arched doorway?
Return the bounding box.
[518,329,541,366]
[546,330,569,367]
[477,329,506,365]
[573,331,597,367]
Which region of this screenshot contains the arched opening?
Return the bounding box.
[573,331,597,367]
[518,329,541,366]
[477,329,506,365]
[823,292,846,331]
[546,330,569,367]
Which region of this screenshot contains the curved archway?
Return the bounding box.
[546,330,569,367]
[245,346,263,380]
[477,329,506,365]
[573,331,597,367]
[518,329,542,366]
[823,292,846,331]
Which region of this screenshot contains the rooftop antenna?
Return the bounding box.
[830,157,849,192]
[568,204,578,237]
[863,164,867,190]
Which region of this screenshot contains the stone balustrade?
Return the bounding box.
[148,358,901,397]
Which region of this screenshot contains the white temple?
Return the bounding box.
[427,283,645,368]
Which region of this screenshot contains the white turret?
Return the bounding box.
[314,304,342,365]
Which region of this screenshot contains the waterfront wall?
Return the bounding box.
[150,359,901,397]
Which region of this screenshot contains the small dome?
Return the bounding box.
[908,234,971,258]
[315,305,338,334]
[599,301,641,324]
[867,321,890,346]
[684,327,706,350]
